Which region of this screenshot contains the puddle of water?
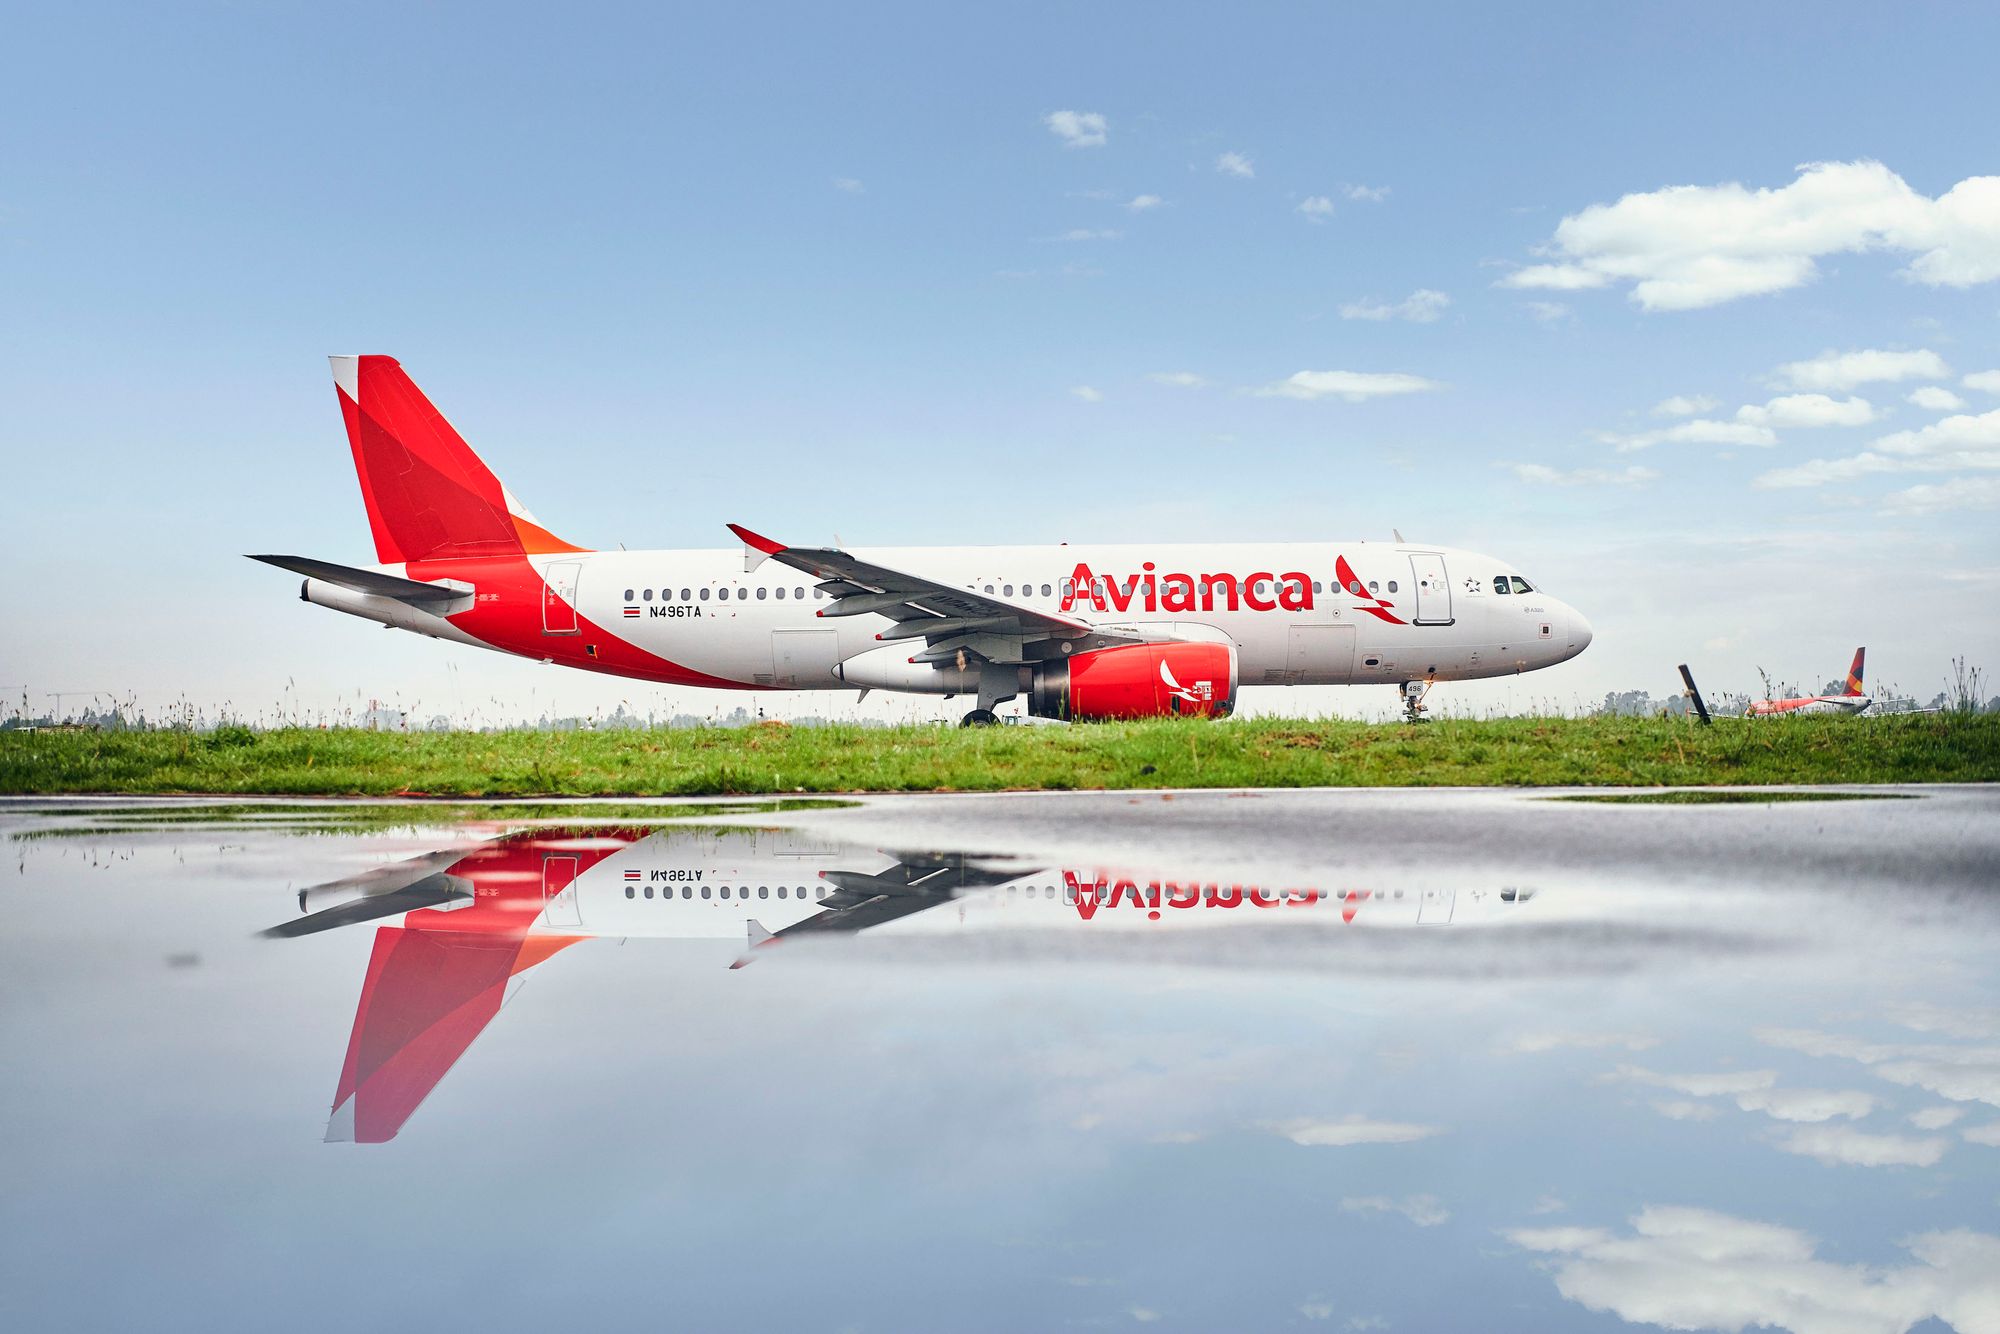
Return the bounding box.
[1,793,1995,1333]
[1549,790,1921,805]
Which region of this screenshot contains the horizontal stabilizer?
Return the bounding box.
[247,554,471,605]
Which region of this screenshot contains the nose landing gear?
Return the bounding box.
[1400,679,1433,724]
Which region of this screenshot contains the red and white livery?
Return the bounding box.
[1747,648,1872,717]
[253,356,1592,722]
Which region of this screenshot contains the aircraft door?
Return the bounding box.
[541,854,582,927]
[1408,553,1453,625]
[542,561,581,635]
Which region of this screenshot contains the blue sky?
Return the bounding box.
[4,2,1997,722]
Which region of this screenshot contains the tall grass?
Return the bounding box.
[3,713,1994,796]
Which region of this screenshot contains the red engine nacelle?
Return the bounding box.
[1029,642,1238,721]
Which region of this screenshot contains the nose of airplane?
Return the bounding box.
[1568,606,1594,657]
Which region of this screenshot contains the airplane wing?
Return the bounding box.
[727,523,1143,664]
[731,852,1035,965]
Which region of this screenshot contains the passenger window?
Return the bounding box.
[699,587,710,601]
[623,588,634,601]
[1061,579,1074,597]
[796,587,805,599]
[1493,574,1511,595]
[625,886,635,899]
[680,588,691,600]
[701,886,711,899]
[1368,581,1378,593]
[817,887,828,899]
[774,587,785,599]
[756,587,767,600]
[984,583,994,593]
[643,588,654,601]
[1348,580,1364,595]
[1387,580,1398,593]
[1041,583,1052,597]
[681,887,691,898]
[776,886,787,898]
[644,885,654,898]
[1003,584,1014,597]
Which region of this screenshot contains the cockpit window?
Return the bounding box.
[1492,574,1511,595]
[1509,576,1534,594]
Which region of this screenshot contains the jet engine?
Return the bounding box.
[1029,642,1237,721]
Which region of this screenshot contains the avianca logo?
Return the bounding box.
[1061,561,1313,614]
[1058,558,1406,624]
[1064,871,1323,921]
[1159,660,1212,704]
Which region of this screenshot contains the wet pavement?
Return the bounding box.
[2,788,1997,1333]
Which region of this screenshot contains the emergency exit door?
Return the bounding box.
[1407,553,1453,625]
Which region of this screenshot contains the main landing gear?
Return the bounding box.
[1400,679,1433,724]
[960,708,1000,727]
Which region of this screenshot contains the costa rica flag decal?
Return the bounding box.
[622,605,641,618]
[623,869,642,881]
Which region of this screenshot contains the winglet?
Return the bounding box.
[727,523,784,573]
[729,919,777,970]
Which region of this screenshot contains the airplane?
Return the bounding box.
[250,356,1593,725]
[1747,648,1872,717]
[269,823,1538,1142]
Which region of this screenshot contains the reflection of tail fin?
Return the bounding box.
[1844,647,1866,696]
[329,355,584,565]
[326,926,579,1143]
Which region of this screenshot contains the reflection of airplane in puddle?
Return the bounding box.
[269,825,1535,1142]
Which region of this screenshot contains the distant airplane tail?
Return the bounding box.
[329,355,585,565]
[1843,647,1866,696]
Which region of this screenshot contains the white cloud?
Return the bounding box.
[1148,371,1207,388]
[1052,228,1122,242]
[1654,394,1719,417]
[1605,1064,1778,1097]
[1599,419,1779,452]
[1069,385,1103,403]
[1045,110,1107,149]
[1127,1306,1161,1323]
[1910,1106,1966,1130]
[1755,408,2000,488]
[1343,184,1390,203]
[1340,289,1450,323]
[1341,1194,1451,1227]
[1910,385,1967,411]
[1775,347,1950,391]
[1881,475,2000,516]
[1775,1124,1948,1167]
[1737,394,1879,429]
[1499,160,2000,310]
[1299,195,1336,222]
[1504,1031,1660,1054]
[1525,301,1571,323]
[1965,369,2000,394]
[1126,194,1163,211]
[1271,1115,1441,1146]
[1216,151,1255,179]
[1254,371,1443,403]
[1507,1206,2000,1334]
[832,177,864,194]
[1734,1086,1877,1123]
[1297,1299,1335,1321]
[1652,1099,1719,1122]
[1886,1002,2000,1041]
[1965,1123,2000,1147]
[1504,463,1660,488]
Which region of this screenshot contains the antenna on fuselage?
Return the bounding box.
[1393,529,1405,543]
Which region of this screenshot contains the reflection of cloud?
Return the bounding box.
[1775,1124,1948,1167]
[1756,1028,2000,1108]
[1910,1106,1966,1131]
[1505,1031,1658,1054]
[1606,1064,1777,1097]
[1341,1194,1450,1227]
[1735,1087,1877,1123]
[1272,1116,1441,1146]
[1507,1206,2000,1334]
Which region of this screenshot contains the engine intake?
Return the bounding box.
[1030,642,1237,721]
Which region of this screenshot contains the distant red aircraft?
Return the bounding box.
[1748,648,1871,717]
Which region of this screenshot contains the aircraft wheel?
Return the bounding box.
[960,708,1000,728]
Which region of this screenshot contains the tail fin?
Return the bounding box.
[329,356,583,565]
[1844,647,1866,696]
